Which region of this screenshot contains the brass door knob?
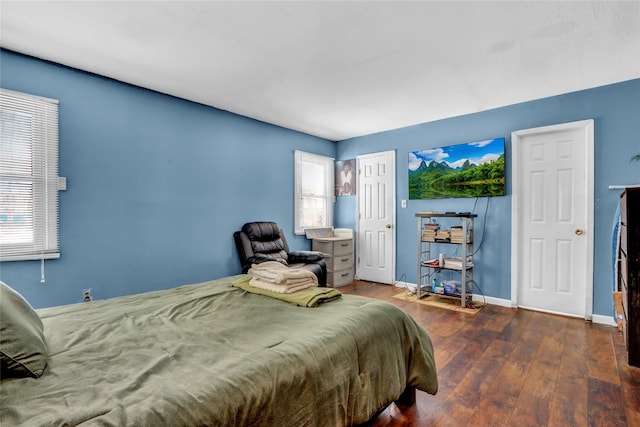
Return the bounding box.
[386,224,392,229]
[575,228,584,235]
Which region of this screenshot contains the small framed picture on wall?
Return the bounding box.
[336,159,355,196]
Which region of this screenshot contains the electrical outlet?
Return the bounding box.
[83,289,92,302]
[401,199,407,208]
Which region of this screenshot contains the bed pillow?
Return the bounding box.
[0,281,48,378]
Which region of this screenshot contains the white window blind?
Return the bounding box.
[294,150,334,235]
[0,88,60,262]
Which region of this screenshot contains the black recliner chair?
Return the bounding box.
[234,221,327,287]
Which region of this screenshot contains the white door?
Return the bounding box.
[511,120,594,319]
[357,150,395,284]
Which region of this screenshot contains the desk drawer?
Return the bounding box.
[329,270,354,288]
[333,239,353,256]
[313,239,353,256]
[326,254,353,271]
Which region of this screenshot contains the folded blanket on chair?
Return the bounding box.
[248,261,318,286]
[249,277,314,294]
[232,275,342,307]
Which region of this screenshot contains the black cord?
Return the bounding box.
[394,272,407,286]
[395,272,417,295]
[473,197,490,255]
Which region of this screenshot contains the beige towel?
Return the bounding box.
[248,261,318,286]
[249,261,288,270]
[249,277,315,294]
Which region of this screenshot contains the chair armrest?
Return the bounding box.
[288,251,325,263]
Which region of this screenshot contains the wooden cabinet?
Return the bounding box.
[619,188,640,367]
[313,236,354,288]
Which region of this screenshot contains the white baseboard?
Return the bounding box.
[477,295,512,307]
[592,314,617,327]
[393,281,616,326]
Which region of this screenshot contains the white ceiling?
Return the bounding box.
[1,1,639,141]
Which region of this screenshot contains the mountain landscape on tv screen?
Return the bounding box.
[409,138,505,199]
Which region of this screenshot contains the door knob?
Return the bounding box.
[386,224,391,229]
[575,228,584,235]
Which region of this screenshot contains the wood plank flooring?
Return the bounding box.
[340,280,640,427]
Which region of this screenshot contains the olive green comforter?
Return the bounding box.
[0,275,437,426]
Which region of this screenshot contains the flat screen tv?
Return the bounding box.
[409,137,505,199]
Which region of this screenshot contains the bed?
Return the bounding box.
[0,275,438,426]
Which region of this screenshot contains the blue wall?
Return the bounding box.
[2,48,639,318]
[335,78,640,317]
[0,49,335,308]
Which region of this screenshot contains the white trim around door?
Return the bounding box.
[511,119,594,320]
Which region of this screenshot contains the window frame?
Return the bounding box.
[0,88,61,262]
[294,150,335,235]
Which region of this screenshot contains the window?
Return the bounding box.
[0,88,61,262]
[294,150,334,235]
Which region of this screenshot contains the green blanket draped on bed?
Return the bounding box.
[0,275,437,426]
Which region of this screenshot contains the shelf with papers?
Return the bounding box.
[416,212,476,307]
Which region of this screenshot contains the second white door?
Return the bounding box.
[357,150,395,284]
[511,120,594,319]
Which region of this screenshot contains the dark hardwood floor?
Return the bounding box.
[340,280,640,427]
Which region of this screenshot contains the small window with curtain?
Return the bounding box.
[0,88,61,262]
[294,150,334,235]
